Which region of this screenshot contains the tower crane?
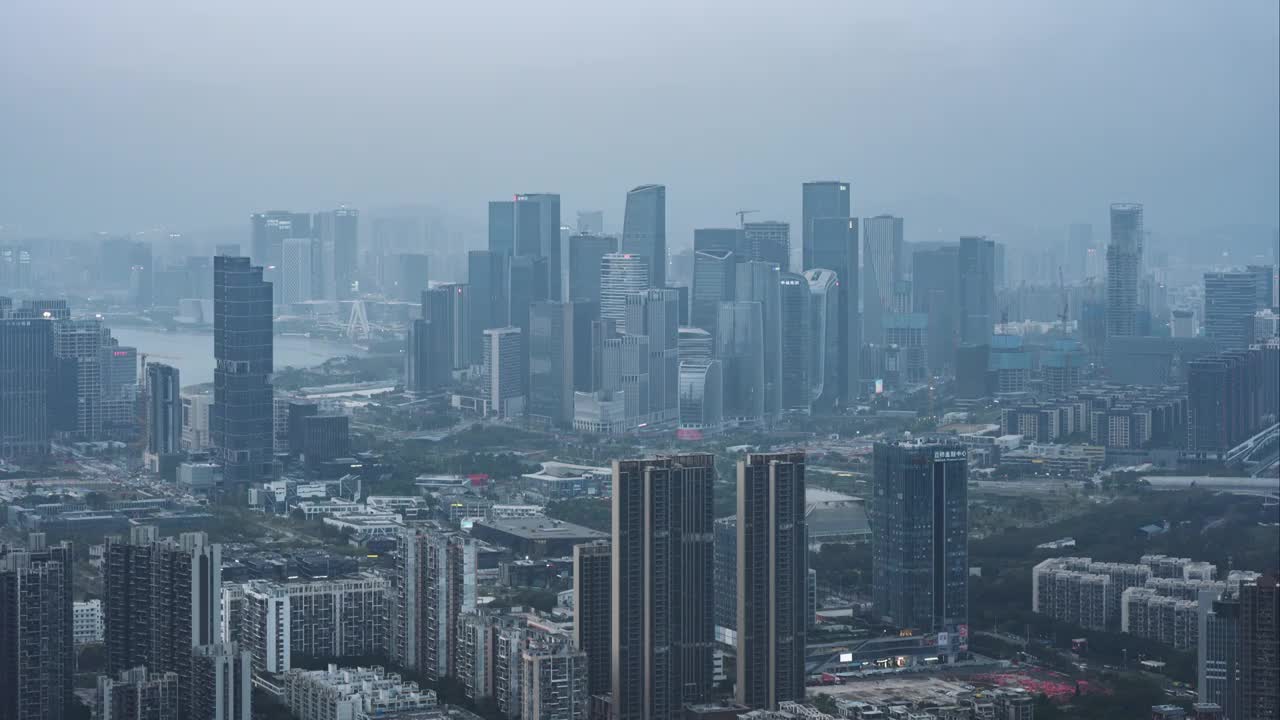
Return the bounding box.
[1057,266,1069,333]
[735,209,758,227]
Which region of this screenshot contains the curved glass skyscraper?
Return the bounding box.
[621,185,666,288]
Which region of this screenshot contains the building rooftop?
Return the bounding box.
[473,516,607,541]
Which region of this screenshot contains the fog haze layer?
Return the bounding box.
[2,0,1277,247]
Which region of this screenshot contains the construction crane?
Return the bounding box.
[735,209,758,227]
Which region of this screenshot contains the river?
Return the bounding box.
[108,327,367,387]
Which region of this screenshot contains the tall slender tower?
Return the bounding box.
[871,443,969,642]
[1106,203,1144,338]
[611,455,715,719]
[621,185,666,289]
[572,541,612,700]
[212,256,274,494]
[145,362,182,471]
[0,535,74,720]
[801,181,850,272]
[736,452,808,709]
[808,217,859,405]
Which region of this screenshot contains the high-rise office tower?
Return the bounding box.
[714,517,738,632]
[736,452,807,709]
[691,250,736,337]
[212,256,274,491]
[145,363,182,471]
[96,667,182,720]
[529,301,577,427]
[1199,591,1241,720]
[468,250,509,360]
[677,327,714,364]
[388,528,476,681]
[912,246,960,373]
[249,211,305,272]
[1247,264,1277,309]
[803,269,839,408]
[568,233,618,304]
[599,334,651,426]
[694,228,745,256]
[405,319,446,394]
[573,541,612,700]
[127,241,154,308]
[280,237,314,305]
[393,253,430,302]
[508,254,550,362]
[778,272,811,413]
[190,643,252,720]
[0,317,53,460]
[808,217,859,404]
[1203,272,1258,350]
[862,215,904,345]
[871,442,969,638]
[104,528,222,715]
[488,200,520,257]
[0,535,74,720]
[314,207,358,299]
[1239,576,1279,720]
[736,261,782,418]
[958,236,996,345]
[744,221,790,270]
[677,360,722,437]
[624,289,680,424]
[577,210,604,235]
[621,185,666,289]
[52,318,104,440]
[517,193,563,300]
[801,181,850,271]
[422,284,467,371]
[716,301,765,425]
[611,455,715,720]
[483,327,525,418]
[1106,203,1144,338]
[600,253,650,333]
[301,415,350,469]
[1187,350,1265,454]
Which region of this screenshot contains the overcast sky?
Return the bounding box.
[2,1,1277,250]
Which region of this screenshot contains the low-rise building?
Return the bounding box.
[74,598,104,645]
[468,517,607,559]
[281,665,438,720]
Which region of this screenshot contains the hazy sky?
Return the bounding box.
[2,1,1277,250]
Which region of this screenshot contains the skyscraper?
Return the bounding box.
[508,254,551,358]
[736,452,808,709]
[424,284,469,370]
[716,301,765,425]
[388,528,476,680]
[96,667,182,720]
[611,455,715,720]
[190,643,253,720]
[104,528,222,715]
[0,316,53,460]
[871,442,969,639]
[958,236,996,345]
[280,237,314,305]
[145,363,182,471]
[1238,576,1279,720]
[576,210,604,235]
[1187,350,1265,454]
[736,261,782,418]
[52,318,104,440]
[808,217,859,405]
[483,327,525,418]
[623,289,680,424]
[212,256,274,492]
[912,246,960,372]
[1203,272,1257,350]
[677,360,722,438]
[691,250,736,337]
[803,269,839,408]
[1067,222,1093,282]
[468,250,509,359]
[520,636,590,720]
[1199,591,1240,720]
[568,233,618,304]
[1106,203,1144,338]
[314,207,358,299]
[744,221,791,270]
[573,541,611,700]
[778,272,811,413]
[801,181,850,271]
[488,200,518,257]
[529,300,577,427]
[599,253,649,332]
[0,535,74,720]
[862,215,904,345]
[621,185,666,289]
[515,193,563,300]
[694,228,745,255]
[405,319,446,394]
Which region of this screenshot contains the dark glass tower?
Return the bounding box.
[958,236,996,345]
[467,250,509,360]
[871,442,969,638]
[144,362,182,466]
[913,246,960,372]
[516,193,562,301]
[611,455,714,720]
[572,541,611,699]
[622,185,666,289]
[691,250,736,337]
[778,272,811,413]
[568,233,618,304]
[528,300,576,427]
[736,261,782,418]
[1238,576,1279,720]
[212,256,274,492]
[1203,271,1258,350]
[315,207,358,299]
[801,181,850,271]
[0,317,53,460]
[808,217,859,405]
[736,452,808,709]
[0,535,74,720]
